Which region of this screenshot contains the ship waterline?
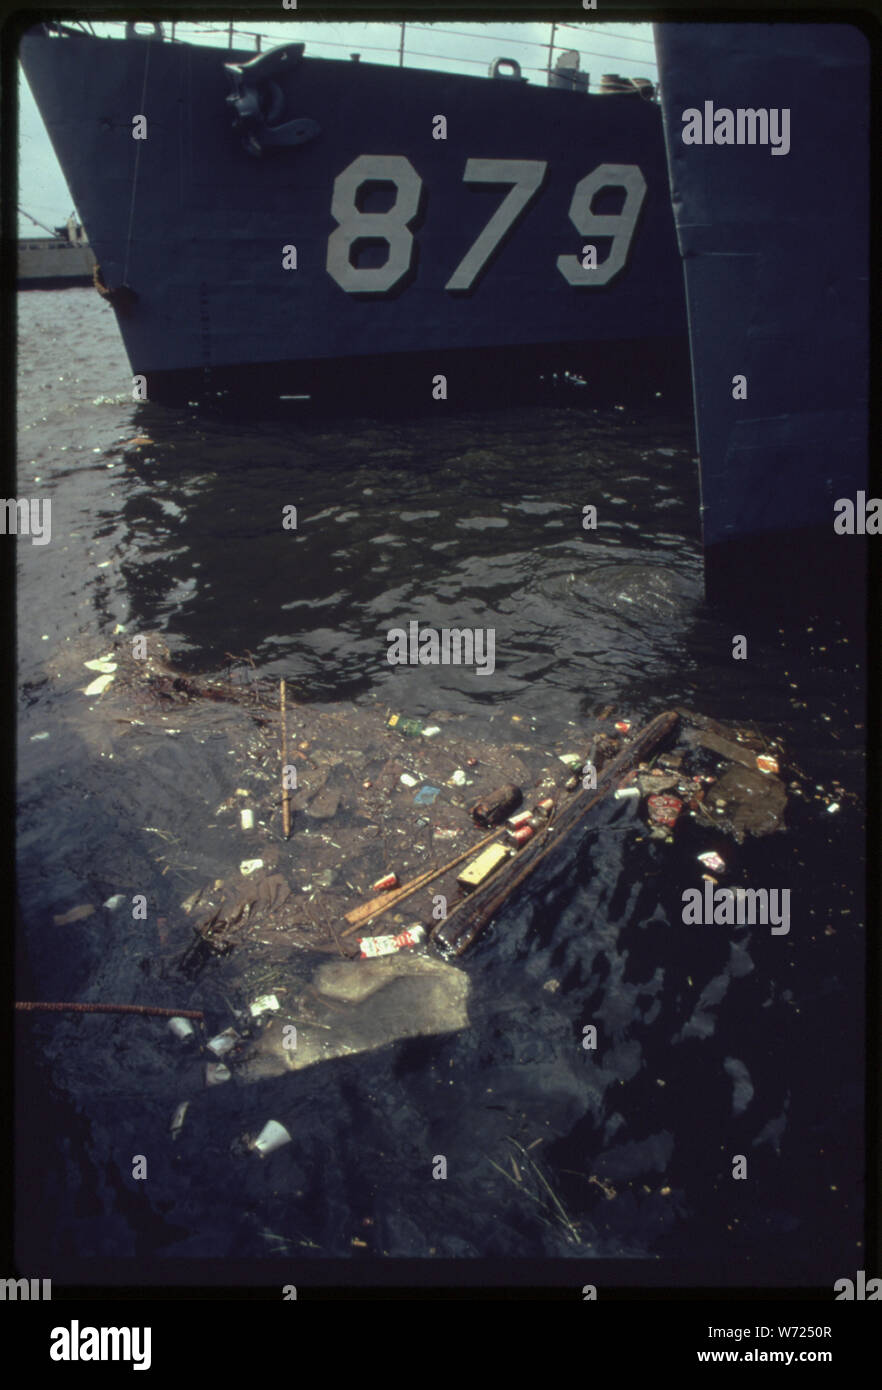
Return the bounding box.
[20,22,689,405]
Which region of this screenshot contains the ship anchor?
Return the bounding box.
[224,45,321,156]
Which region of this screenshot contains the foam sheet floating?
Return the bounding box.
[232,954,470,1083]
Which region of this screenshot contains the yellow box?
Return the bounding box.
[457,842,510,891]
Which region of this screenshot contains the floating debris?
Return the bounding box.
[358,924,426,958]
[471,784,523,827]
[697,850,726,873]
[457,842,511,891]
[82,673,115,696]
[387,713,425,736]
[170,1101,189,1140]
[249,993,280,1018]
[250,1119,292,1157]
[413,784,441,805]
[647,793,683,829]
[206,1027,239,1057]
[507,823,535,846]
[52,904,94,926]
[168,1016,196,1041]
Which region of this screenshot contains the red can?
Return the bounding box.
[535,797,555,816]
[507,810,533,829]
[371,873,398,892]
[647,794,683,829]
[508,824,535,846]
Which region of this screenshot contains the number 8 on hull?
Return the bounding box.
[20,22,690,408]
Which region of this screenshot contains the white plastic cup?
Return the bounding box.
[251,1119,292,1157]
[168,1016,195,1041]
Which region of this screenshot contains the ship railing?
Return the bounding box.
[67,19,658,95]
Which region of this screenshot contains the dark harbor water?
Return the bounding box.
[14,288,866,1284]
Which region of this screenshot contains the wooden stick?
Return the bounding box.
[342,864,441,933]
[437,710,680,956]
[15,1002,204,1020]
[341,826,507,934]
[281,678,291,840]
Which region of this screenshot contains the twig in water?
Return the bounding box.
[281,678,291,840]
[15,1001,204,1020]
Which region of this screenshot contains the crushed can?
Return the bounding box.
[358,925,426,958]
[534,797,555,816]
[507,823,535,847]
[507,810,533,829]
[647,793,683,829]
[615,720,631,734]
[371,872,398,892]
[756,754,780,775]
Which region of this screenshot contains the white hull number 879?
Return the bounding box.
[325,155,646,294]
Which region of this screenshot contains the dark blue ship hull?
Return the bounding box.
[20,24,690,407]
[655,22,870,604]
